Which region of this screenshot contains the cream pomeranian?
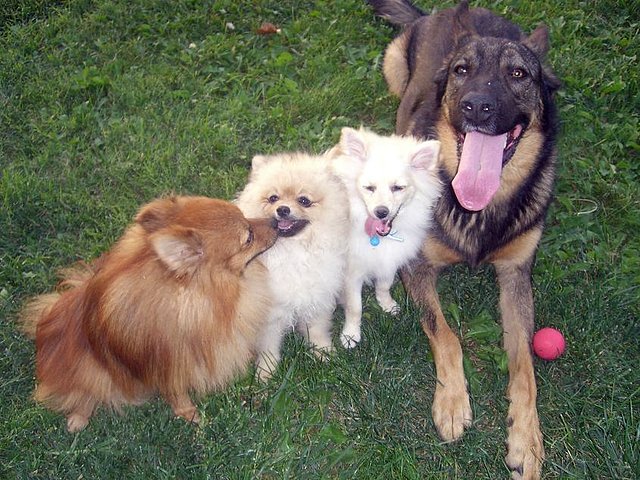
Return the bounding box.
[236,152,349,379]
[330,127,442,348]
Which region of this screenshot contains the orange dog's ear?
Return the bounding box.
[151,227,204,277]
[136,196,179,233]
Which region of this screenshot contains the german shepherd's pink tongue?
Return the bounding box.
[365,216,391,237]
[452,131,507,211]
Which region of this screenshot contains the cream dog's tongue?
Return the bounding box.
[452,131,507,211]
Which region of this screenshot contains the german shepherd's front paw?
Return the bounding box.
[431,383,472,441]
[505,411,544,480]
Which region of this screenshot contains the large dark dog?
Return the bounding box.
[366,1,560,478]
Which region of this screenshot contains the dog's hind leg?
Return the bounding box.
[402,250,472,442]
[492,230,545,480]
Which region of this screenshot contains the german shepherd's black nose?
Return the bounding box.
[374,206,389,219]
[461,93,496,124]
[276,205,290,218]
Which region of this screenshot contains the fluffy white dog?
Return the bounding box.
[331,127,442,348]
[236,152,349,379]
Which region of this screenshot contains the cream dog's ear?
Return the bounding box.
[251,154,271,171]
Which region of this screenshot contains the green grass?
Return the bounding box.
[1,0,638,478]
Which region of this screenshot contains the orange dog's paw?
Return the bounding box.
[172,404,201,425]
[66,413,89,433]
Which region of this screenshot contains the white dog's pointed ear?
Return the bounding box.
[340,127,367,161]
[411,140,441,170]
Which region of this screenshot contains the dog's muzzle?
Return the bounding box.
[274,205,309,237]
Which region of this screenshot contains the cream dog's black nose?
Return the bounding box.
[276,205,290,218]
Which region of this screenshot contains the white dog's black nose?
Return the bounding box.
[276,205,290,218]
[374,206,389,219]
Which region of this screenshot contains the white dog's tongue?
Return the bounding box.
[365,217,391,237]
[452,131,507,211]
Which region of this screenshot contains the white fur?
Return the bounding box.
[236,152,349,380]
[331,127,442,348]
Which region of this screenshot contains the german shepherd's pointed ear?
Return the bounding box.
[525,23,562,93]
[523,23,550,58]
[452,0,476,46]
[136,197,179,233]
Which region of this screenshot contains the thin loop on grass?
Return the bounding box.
[575,198,598,215]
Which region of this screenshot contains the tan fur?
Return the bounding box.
[382,33,411,97]
[21,196,277,432]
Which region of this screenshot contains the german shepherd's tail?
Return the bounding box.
[366,0,426,26]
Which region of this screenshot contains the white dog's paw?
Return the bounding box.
[385,302,401,316]
[340,325,361,349]
[379,298,400,315]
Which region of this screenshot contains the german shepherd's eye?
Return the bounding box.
[453,64,468,75]
[364,185,376,192]
[297,196,312,207]
[391,185,405,193]
[511,68,527,79]
[268,194,279,204]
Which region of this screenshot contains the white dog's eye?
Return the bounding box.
[391,185,405,192]
[364,185,376,192]
[297,196,312,207]
[267,194,279,204]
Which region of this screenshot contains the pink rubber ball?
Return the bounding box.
[533,327,565,360]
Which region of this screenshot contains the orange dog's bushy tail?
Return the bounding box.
[20,263,96,339]
[21,260,129,432]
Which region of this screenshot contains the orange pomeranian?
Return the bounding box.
[21,195,278,432]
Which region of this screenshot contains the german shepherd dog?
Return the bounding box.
[366,1,560,478]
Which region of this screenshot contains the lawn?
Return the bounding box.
[1,0,638,478]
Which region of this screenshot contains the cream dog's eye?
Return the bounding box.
[297,196,312,207]
[364,185,376,192]
[268,194,279,204]
[391,185,405,192]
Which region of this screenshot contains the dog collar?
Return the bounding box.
[369,230,404,246]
